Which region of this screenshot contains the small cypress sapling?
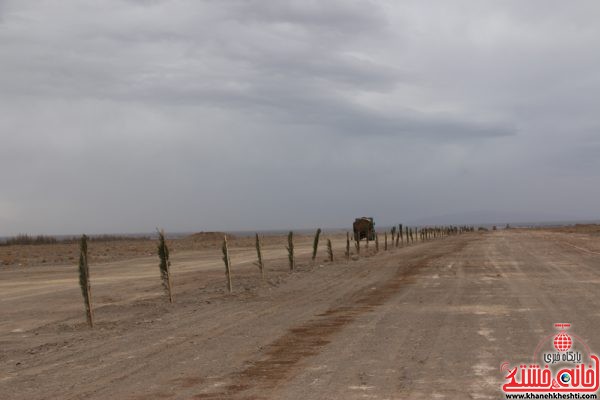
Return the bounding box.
[255,233,264,279]
[355,235,360,255]
[399,224,403,245]
[157,229,173,303]
[222,235,233,292]
[326,238,334,262]
[384,231,388,251]
[375,232,379,252]
[345,232,350,260]
[391,226,397,247]
[286,231,295,271]
[78,234,93,328]
[312,228,321,262]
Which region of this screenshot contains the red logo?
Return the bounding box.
[553,323,572,352]
[501,323,599,394]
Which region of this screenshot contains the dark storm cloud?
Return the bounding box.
[0,0,599,235]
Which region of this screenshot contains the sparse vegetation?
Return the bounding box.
[157,229,174,303]
[89,234,151,242]
[78,234,93,328]
[0,233,150,246]
[384,232,388,251]
[2,234,58,246]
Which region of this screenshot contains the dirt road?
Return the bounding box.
[2,230,600,399]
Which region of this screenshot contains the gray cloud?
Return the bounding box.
[0,0,599,235]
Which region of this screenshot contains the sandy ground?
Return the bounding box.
[1,229,600,399]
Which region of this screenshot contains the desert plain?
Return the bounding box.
[1,226,600,399]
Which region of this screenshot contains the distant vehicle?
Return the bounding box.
[493,226,497,231]
[353,217,375,241]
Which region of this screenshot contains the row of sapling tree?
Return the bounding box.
[75,223,474,327]
[209,223,472,295]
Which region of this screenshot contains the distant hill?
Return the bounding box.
[187,232,234,241]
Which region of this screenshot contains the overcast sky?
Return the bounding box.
[1,0,599,235]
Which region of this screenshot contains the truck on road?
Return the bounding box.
[353,217,375,241]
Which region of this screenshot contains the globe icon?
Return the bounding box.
[554,332,572,352]
[560,372,571,384]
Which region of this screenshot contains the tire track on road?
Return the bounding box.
[190,241,468,399]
